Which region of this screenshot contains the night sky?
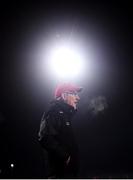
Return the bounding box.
[0,1,133,178]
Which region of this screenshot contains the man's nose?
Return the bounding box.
[76,95,80,100]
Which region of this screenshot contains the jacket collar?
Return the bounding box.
[53,100,77,118]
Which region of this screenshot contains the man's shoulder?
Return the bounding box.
[48,100,64,113]
[42,103,65,127]
[43,104,61,119]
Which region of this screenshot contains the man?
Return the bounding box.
[38,83,82,178]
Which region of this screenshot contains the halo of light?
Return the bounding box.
[48,45,85,79]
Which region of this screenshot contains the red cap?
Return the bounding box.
[54,83,83,98]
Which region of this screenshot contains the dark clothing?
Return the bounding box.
[38,100,79,178]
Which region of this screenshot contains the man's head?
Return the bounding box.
[54,83,83,109]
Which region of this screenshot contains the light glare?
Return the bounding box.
[49,46,84,79]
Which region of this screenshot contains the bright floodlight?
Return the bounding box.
[49,46,85,79]
[10,164,14,168]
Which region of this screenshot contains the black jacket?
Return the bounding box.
[38,100,79,178]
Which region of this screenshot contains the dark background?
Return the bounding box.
[0,0,133,178]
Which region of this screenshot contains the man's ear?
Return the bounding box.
[61,93,68,100]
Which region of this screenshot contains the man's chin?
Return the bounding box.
[73,103,78,110]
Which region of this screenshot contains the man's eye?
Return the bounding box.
[68,92,77,96]
[73,94,78,96]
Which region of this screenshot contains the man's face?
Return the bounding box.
[63,92,80,109]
